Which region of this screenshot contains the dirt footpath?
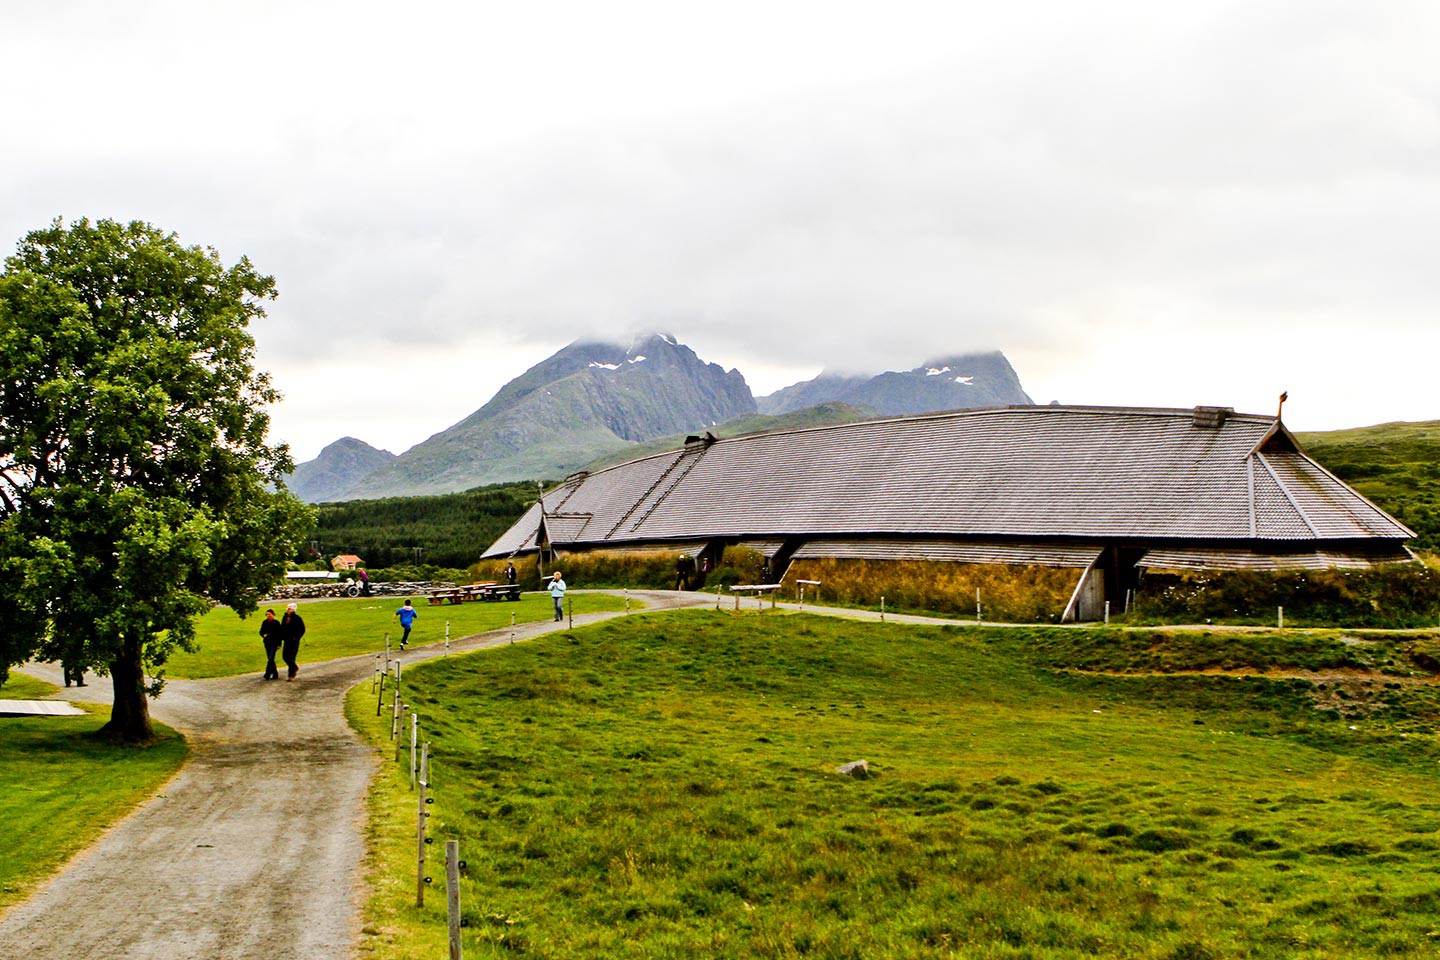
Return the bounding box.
[0,591,709,960]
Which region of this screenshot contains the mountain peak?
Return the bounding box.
[759,350,1032,417]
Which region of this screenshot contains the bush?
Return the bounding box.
[369,563,470,584]
[1133,564,1440,628]
[779,558,1078,621]
[468,547,768,592]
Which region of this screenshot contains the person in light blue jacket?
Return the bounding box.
[548,571,566,622]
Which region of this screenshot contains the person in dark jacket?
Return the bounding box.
[280,603,306,681]
[259,608,283,680]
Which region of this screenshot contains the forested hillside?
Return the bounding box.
[1299,420,1440,552]
[309,481,541,569]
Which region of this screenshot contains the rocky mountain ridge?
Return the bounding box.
[289,336,1033,502]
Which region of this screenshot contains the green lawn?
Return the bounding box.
[0,674,187,914]
[348,612,1440,959]
[165,591,632,678]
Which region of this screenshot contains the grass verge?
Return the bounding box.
[0,678,187,915]
[348,612,1440,959]
[166,591,632,678]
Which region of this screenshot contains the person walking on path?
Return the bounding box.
[259,608,283,680]
[392,599,419,650]
[280,603,306,680]
[548,571,566,622]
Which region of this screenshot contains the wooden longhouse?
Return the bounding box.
[481,405,1414,620]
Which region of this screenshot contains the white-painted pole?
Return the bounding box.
[881,596,885,622]
[976,588,982,623]
[1104,601,1111,625]
[416,773,428,908]
[625,588,630,614]
[446,841,463,960]
[410,712,419,790]
[1278,606,1284,629]
[445,620,450,656]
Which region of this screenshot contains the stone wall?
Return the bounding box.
[262,581,458,602]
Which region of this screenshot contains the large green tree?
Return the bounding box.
[0,219,313,742]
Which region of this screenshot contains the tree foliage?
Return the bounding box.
[0,219,313,741]
[307,481,540,569]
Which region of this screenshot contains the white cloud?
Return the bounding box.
[5,0,1440,459]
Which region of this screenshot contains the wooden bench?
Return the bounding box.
[474,583,521,602]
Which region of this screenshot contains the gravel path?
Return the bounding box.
[0,591,711,960]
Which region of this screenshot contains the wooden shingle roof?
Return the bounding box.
[483,405,1412,557]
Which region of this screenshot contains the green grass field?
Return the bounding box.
[348,612,1440,959]
[0,675,187,914]
[165,591,632,678]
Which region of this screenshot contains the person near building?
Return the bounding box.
[548,571,567,621]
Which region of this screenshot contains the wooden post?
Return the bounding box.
[1278,606,1284,629]
[375,664,387,716]
[1125,588,1133,614]
[798,584,804,609]
[881,596,885,622]
[416,772,428,907]
[391,664,401,741]
[976,588,982,623]
[384,633,391,673]
[410,712,418,789]
[446,841,463,960]
[734,593,739,612]
[568,596,573,629]
[1104,601,1111,625]
[625,588,630,614]
[445,620,450,656]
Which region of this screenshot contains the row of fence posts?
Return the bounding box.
[372,631,466,960]
[693,582,1295,629]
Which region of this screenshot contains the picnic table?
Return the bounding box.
[427,582,522,606]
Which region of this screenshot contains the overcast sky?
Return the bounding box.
[4,1,1439,461]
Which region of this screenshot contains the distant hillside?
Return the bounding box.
[308,481,541,569]
[342,334,755,499]
[759,351,1032,416]
[578,401,877,473]
[288,437,397,504]
[1298,420,1440,551]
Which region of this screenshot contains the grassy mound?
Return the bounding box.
[349,613,1440,959]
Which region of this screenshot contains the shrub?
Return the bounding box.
[469,547,767,592]
[779,557,1078,621]
[1133,564,1440,628]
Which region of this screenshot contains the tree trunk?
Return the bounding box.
[99,635,155,743]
